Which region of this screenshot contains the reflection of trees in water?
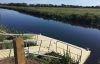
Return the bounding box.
[1,6,100,30]
[0,14,1,24]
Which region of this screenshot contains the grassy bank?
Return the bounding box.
[0,5,100,28]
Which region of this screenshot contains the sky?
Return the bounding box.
[0,0,100,6]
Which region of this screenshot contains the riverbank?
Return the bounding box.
[0,5,100,28]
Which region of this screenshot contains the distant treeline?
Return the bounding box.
[0,3,100,8]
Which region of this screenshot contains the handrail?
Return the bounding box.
[56,40,82,62]
[57,40,82,52]
[0,33,37,36]
[36,39,82,62]
[57,46,81,56]
[36,40,82,57]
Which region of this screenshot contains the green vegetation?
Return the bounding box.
[23,35,33,40]
[2,43,13,49]
[0,25,13,41]
[1,5,100,18]
[0,38,37,49]
[27,52,79,64]
[0,25,37,49]
[0,5,100,29]
[0,25,7,41]
[0,25,7,33]
[0,35,5,41]
[23,36,31,40]
[24,42,37,47]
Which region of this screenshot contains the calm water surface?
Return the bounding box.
[0,8,100,64]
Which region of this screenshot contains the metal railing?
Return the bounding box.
[56,40,82,62]
[36,39,83,62]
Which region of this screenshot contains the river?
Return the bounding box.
[0,8,100,64]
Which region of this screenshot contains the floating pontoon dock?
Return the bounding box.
[0,33,91,64]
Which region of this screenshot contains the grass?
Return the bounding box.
[0,25,37,49]
[0,5,100,17]
[0,35,5,41]
[0,38,37,49]
[0,57,40,64]
[2,43,13,49]
[0,35,37,49]
[0,25,7,41]
[0,25,7,33]
[27,52,79,64]
[1,6,100,16]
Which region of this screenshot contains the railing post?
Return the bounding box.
[56,41,58,52]
[48,40,52,52]
[79,50,82,62]
[0,43,3,49]
[67,44,69,53]
[38,40,42,54]
[13,36,26,64]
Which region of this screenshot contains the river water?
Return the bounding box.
[0,8,100,64]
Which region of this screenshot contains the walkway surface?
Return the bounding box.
[0,34,91,64]
[36,34,91,64]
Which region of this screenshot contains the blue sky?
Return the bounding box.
[0,0,100,6]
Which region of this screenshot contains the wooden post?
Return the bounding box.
[56,41,58,52]
[38,40,42,54]
[48,40,52,52]
[0,43,3,49]
[13,36,26,64]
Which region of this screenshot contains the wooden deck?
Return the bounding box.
[36,34,91,64]
[0,34,91,64]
